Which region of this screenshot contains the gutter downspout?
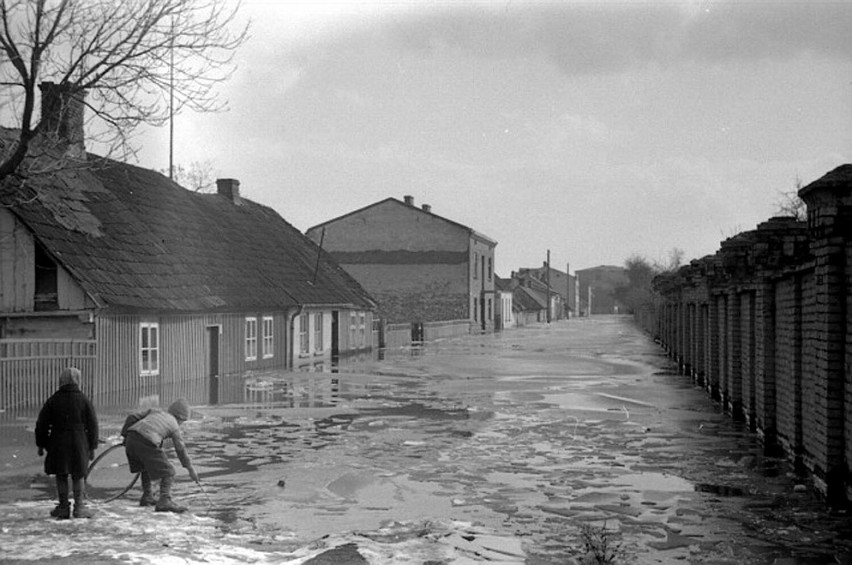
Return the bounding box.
[286,305,304,370]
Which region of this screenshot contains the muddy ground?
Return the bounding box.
[1,316,850,564]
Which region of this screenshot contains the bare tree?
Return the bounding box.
[163,159,216,192]
[0,0,248,193]
[775,177,807,221]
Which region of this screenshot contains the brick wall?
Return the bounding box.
[646,164,852,506]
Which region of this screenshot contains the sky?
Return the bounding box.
[135,0,852,275]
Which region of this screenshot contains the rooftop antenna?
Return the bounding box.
[311,226,326,285]
[168,16,175,180]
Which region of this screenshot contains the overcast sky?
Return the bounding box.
[136,0,852,274]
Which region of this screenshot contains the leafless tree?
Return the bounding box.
[775,177,807,221]
[0,0,248,192]
[164,159,216,192]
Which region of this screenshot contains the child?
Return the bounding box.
[121,398,199,513]
[35,367,99,519]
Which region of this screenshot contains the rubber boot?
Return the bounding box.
[139,473,156,507]
[72,477,94,519]
[51,475,71,519]
[155,475,187,513]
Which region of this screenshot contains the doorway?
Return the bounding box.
[207,326,220,405]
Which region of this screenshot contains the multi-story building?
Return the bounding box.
[306,195,497,340]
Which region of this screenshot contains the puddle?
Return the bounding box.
[613,472,694,492]
[694,483,747,496]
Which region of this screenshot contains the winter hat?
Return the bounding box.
[59,367,81,386]
[168,398,191,421]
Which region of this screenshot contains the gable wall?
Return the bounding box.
[0,208,91,314]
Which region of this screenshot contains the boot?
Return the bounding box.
[139,472,156,507]
[51,475,71,520]
[155,476,187,513]
[72,477,94,519]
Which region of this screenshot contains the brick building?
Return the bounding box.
[306,196,497,339]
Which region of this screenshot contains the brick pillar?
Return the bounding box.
[798,165,851,504]
[697,302,708,387]
[741,291,756,430]
[708,294,723,400]
[754,280,778,451]
[683,302,695,378]
[694,302,705,386]
[727,291,743,419]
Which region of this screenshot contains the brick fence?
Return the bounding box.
[642,164,852,507]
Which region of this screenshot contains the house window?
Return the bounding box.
[300,313,310,355]
[473,298,477,322]
[359,313,366,347]
[245,317,257,360]
[262,316,274,359]
[349,312,357,347]
[140,322,159,376]
[487,298,492,320]
[487,257,492,281]
[314,312,323,352]
[473,252,479,279]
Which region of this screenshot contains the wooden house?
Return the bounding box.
[0,124,374,412]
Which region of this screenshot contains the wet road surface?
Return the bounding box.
[1,316,850,564]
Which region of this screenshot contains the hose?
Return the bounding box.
[86,441,140,503]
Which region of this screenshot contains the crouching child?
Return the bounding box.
[121,398,199,513]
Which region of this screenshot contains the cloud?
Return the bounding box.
[280,1,852,76]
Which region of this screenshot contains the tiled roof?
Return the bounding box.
[7,157,375,314]
[513,286,547,311]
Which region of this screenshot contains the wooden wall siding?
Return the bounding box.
[94,312,292,408]
[56,266,91,310]
[0,208,34,312]
[0,339,95,413]
[94,315,142,407]
[3,315,93,340]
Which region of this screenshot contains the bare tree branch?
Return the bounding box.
[0,0,249,198]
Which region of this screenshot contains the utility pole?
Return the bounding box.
[546,249,552,323]
[566,261,571,319]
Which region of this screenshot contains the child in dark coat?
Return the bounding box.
[35,367,99,519]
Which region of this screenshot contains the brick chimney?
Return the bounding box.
[422,204,431,213]
[39,82,86,159]
[403,195,414,206]
[217,178,241,205]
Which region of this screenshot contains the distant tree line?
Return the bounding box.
[613,248,683,316]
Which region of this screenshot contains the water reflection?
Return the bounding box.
[243,374,341,408]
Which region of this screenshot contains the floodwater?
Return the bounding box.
[1,316,850,564]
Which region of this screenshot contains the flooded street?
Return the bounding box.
[1,316,851,564]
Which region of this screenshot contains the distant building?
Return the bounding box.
[493,275,515,329]
[306,196,497,341]
[516,262,578,319]
[576,265,629,315]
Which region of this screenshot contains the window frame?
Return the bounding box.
[245,317,258,361]
[262,316,274,359]
[313,312,324,352]
[299,312,310,355]
[140,322,160,376]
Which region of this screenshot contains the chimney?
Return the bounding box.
[39,82,86,159]
[422,204,431,213]
[403,195,414,206]
[217,178,242,205]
